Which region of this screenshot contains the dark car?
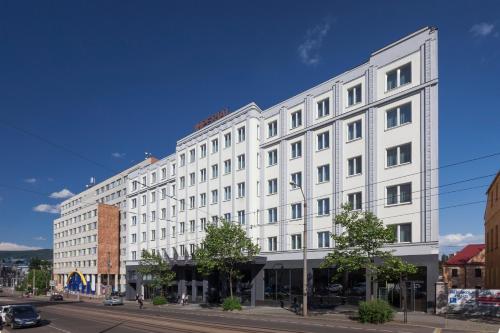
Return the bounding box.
[50,294,64,301]
[5,304,41,329]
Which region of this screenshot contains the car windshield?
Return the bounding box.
[13,306,36,316]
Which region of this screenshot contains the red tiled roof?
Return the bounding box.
[445,244,485,265]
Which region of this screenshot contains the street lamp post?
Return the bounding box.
[290,181,307,317]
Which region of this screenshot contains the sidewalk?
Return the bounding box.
[151,302,500,332]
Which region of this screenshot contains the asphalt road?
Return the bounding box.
[0,296,447,333]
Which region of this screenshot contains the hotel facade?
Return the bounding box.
[123,27,439,311]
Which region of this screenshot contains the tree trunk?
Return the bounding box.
[229,273,233,299]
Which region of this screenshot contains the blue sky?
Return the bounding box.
[0,0,499,252]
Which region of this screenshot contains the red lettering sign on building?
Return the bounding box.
[195,109,230,130]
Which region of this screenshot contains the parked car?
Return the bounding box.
[1,305,11,323]
[50,294,64,301]
[103,296,124,306]
[5,304,41,329]
[326,283,344,293]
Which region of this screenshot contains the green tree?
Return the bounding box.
[18,259,52,295]
[195,219,259,298]
[137,250,176,297]
[321,205,416,299]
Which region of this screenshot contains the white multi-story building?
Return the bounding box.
[53,157,156,295]
[125,26,439,311]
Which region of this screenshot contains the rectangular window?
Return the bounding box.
[131,215,137,226]
[190,220,195,232]
[348,192,362,210]
[224,186,231,201]
[268,178,278,195]
[291,172,302,188]
[151,229,156,241]
[347,84,362,106]
[291,141,302,159]
[387,102,412,129]
[132,198,137,208]
[180,154,185,167]
[268,149,278,166]
[151,210,156,221]
[237,154,246,170]
[132,251,137,260]
[211,164,218,178]
[200,218,207,231]
[161,208,166,220]
[237,182,245,198]
[268,120,278,138]
[268,208,278,223]
[238,210,245,225]
[189,149,196,163]
[151,172,157,183]
[268,237,277,252]
[317,131,329,150]
[131,233,137,243]
[317,98,330,118]
[180,245,185,256]
[224,133,231,148]
[189,196,195,209]
[211,139,219,153]
[224,159,232,174]
[291,203,302,219]
[348,156,362,176]
[200,144,207,158]
[223,213,231,222]
[161,188,167,199]
[386,63,411,91]
[200,168,207,182]
[180,222,185,234]
[475,268,482,278]
[317,198,330,216]
[180,199,185,211]
[318,231,330,248]
[161,228,166,239]
[387,143,412,167]
[142,232,146,242]
[348,120,362,141]
[391,223,412,243]
[291,234,302,250]
[189,172,195,186]
[211,190,218,204]
[237,126,246,142]
[318,164,330,183]
[386,183,412,205]
[200,193,206,207]
[179,176,185,189]
[291,110,302,128]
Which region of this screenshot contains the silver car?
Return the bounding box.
[1,305,11,323]
[103,296,124,306]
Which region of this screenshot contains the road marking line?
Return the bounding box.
[49,324,72,333]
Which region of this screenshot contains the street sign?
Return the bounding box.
[49,280,56,287]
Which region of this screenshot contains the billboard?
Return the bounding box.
[448,289,500,317]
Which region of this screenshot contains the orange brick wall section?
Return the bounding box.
[97,204,120,275]
[485,173,500,289]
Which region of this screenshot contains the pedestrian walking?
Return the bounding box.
[139,294,144,309]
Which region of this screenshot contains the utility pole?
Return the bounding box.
[290,181,308,317]
[32,269,36,296]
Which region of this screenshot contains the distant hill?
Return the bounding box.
[0,249,52,262]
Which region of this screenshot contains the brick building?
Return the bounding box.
[443,244,485,289]
[485,172,500,288]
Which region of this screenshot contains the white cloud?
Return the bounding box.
[24,178,37,184]
[111,152,126,159]
[33,236,47,241]
[439,233,484,247]
[0,242,41,251]
[470,22,495,37]
[298,20,331,65]
[33,204,60,214]
[49,188,74,199]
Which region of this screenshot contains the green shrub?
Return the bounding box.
[222,297,242,311]
[152,295,167,305]
[358,299,394,324]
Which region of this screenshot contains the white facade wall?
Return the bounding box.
[124,27,439,278]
